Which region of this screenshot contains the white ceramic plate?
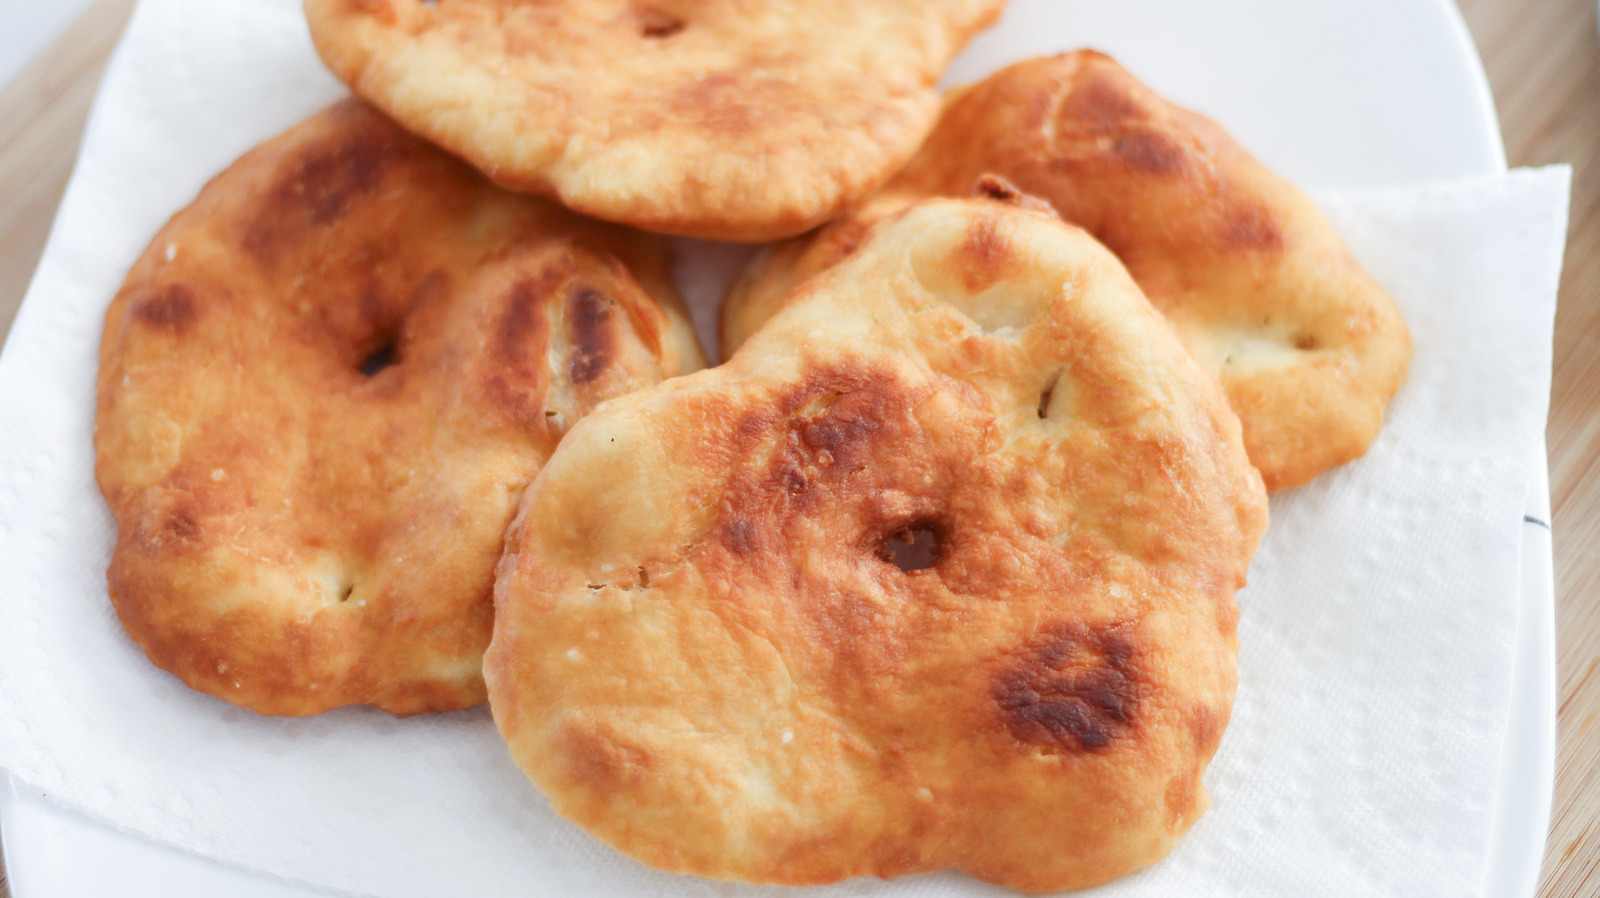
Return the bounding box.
[0,0,1553,895]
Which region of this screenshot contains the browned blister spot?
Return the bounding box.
[164,506,201,542]
[244,107,399,265]
[559,723,656,796]
[801,405,880,463]
[1112,131,1188,176]
[993,624,1140,752]
[1222,202,1284,251]
[720,517,760,555]
[130,491,207,558]
[953,216,1018,293]
[1061,73,1147,131]
[791,377,909,474]
[670,72,785,135]
[350,0,394,21]
[133,284,200,334]
[1187,704,1223,755]
[496,279,546,367]
[567,286,616,384]
[483,268,563,426]
[294,130,395,225]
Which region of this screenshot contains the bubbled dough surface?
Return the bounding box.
[724,52,1412,491]
[489,197,1268,891]
[96,99,704,717]
[302,0,1003,242]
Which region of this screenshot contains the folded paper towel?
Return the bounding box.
[0,0,1570,896]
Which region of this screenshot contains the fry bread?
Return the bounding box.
[304,0,1004,241]
[488,197,1267,890]
[96,100,703,716]
[724,52,1411,491]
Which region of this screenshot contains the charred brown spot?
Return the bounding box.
[961,217,1014,289]
[721,517,759,555]
[1223,203,1284,251]
[952,216,1020,295]
[294,133,393,225]
[567,287,615,384]
[1188,705,1223,755]
[135,494,203,555]
[495,280,544,367]
[133,284,199,334]
[244,115,399,265]
[766,453,807,494]
[800,393,883,470]
[636,6,685,37]
[1113,131,1188,175]
[1293,333,1321,351]
[165,507,200,541]
[482,275,556,424]
[993,624,1139,752]
[1063,76,1147,130]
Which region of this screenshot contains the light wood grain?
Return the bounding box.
[0,0,136,341]
[0,1,1593,897]
[1455,1,1600,896]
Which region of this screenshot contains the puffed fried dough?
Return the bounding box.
[96,99,703,717]
[302,0,1004,242]
[488,197,1268,891]
[724,51,1412,491]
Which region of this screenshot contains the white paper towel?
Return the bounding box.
[0,0,1571,896]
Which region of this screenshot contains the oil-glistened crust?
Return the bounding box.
[724,51,1412,491]
[302,0,1004,241]
[95,99,703,717]
[488,198,1268,891]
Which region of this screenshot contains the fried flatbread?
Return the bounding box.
[488,196,1267,891]
[95,99,703,717]
[724,51,1411,491]
[302,0,1003,242]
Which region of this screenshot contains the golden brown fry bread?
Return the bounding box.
[488,197,1268,891]
[302,0,1004,242]
[724,51,1412,491]
[95,99,703,717]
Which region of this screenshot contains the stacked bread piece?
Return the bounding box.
[93,1,1409,892]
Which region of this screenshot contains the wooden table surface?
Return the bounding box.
[0,0,1594,896]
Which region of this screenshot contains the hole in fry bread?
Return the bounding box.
[360,341,398,376]
[972,174,1056,216]
[637,7,685,38]
[880,522,943,573]
[1038,370,1064,419]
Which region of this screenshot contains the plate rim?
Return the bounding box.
[0,0,1551,896]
